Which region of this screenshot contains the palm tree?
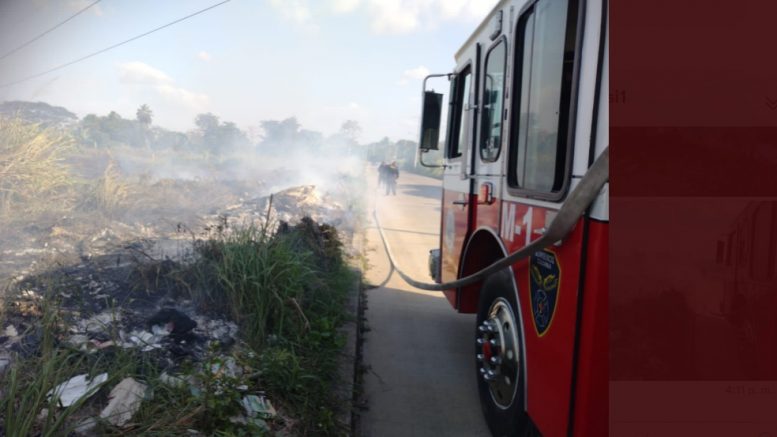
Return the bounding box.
[136,104,153,126]
[136,104,153,150]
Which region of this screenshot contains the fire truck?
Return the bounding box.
[416,0,608,435]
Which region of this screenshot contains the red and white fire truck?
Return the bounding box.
[417,0,608,435]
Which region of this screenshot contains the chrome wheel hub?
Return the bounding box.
[477,298,520,408]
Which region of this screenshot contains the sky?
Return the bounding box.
[0,0,498,143]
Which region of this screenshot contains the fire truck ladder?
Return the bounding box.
[373,147,609,291]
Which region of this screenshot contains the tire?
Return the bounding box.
[475,269,531,437]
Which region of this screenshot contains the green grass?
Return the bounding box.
[186,217,355,435]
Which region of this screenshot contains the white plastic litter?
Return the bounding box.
[68,334,90,350]
[48,373,108,407]
[0,352,11,374]
[242,395,276,419]
[159,372,188,389]
[119,329,166,352]
[71,311,121,334]
[4,325,18,338]
[100,377,148,427]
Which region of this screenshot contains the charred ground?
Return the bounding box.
[0,103,368,436]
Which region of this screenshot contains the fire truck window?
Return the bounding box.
[510,0,577,193]
[448,67,471,159]
[751,203,775,280]
[480,41,506,162]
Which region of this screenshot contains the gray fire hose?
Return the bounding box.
[372,146,608,291]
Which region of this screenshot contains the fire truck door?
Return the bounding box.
[440,48,478,307]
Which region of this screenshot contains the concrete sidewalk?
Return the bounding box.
[359,167,490,437]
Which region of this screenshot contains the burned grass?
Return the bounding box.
[0,217,356,436]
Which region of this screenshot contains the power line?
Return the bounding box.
[0,0,102,62]
[0,0,232,88]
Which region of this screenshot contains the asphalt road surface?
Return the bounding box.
[360,167,490,437]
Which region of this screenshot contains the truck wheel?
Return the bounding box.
[475,269,530,437]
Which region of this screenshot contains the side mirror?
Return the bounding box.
[419,91,443,151]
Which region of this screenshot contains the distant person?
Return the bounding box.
[378,161,387,189]
[386,161,399,196]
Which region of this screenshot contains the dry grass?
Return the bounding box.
[0,118,76,220]
[79,159,135,216]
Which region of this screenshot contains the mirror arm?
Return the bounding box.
[422,73,454,91]
[418,149,447,169]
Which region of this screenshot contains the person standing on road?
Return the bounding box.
[378,161,387,190]
[386,161,399,196]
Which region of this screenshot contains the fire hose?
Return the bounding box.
[372,146,609,291]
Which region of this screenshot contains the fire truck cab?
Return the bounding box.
[418,0,608,435]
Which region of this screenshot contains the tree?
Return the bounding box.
[259,117,301,146]
[136,104,153,149]
[193,113,248,155]
[366,136,393,163]
[195,113,220,132]
[340,120,361,143]
[136,104,153,127]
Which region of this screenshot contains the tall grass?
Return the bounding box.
[79,159,134,216]
[186,218,355,435]
[0,118,76,219]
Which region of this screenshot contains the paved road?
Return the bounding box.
[360,167,490,437]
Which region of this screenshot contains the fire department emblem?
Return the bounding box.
[529,249,560,337]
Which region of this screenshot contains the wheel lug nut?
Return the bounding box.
[476,354,484,362]
[489,339,499,347]
[478,324,488,333]
[476,338,485,345]
[490,356,502,365]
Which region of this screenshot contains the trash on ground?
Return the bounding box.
[0,352,11,374]
[68,334,90,350]
[99,377,148,427]
[72,311,121,334]
[119,329,166,352]
[48,373,108,407]
[159,371,191,389]
[242,394,277,419]
[148,308,196,336]
[4,325,18,338]
[211,356,242,379]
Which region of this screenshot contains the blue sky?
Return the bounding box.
[0,0,497,142]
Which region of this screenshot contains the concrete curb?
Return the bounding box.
[336,267,362,435]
